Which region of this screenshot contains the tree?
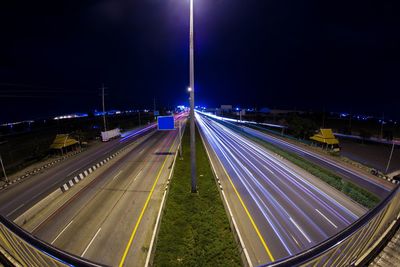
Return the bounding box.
[287,114,318,139]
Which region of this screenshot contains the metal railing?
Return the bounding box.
[261,185,400,267]
[0,215,107,267]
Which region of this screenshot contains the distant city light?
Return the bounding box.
[54,113,88,120]
[0,120,34,127]
[94,110,121,116]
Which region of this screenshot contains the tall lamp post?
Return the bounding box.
[385,140,395,174]
[0,154,8,183]
[189,0,197,193]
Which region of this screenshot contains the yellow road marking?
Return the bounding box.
[218,156,275,262]
[119,136,177,267]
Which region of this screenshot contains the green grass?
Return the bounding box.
[224,122,380,209]
[153,126,242,267]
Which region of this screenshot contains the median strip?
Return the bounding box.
[152,126,241,266]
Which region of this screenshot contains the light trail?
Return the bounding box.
[196,112,363,259]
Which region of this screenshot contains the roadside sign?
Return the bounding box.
[157,116,175,130]
[154,111,160,116]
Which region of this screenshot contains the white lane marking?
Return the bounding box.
[51,220,74,244]
[81,228,101,257]
[6,204,24,217]
[67,168,80,177]
[139,149,144,154]
[290,233,300,247]
[134,170,143,181]
[289,217,312,243]
[316,209,338,229]
[112,170,123,181]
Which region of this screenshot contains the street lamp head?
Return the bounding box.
[188,87,192,92]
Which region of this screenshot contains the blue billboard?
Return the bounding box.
[157,116,175,130]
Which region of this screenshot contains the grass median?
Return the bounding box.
[153,125,242,267]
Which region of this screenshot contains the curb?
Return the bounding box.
[144,149,179,267]
[60,131,155,192]
[144,121,185,267]
[381,175,400,185]
[198,123,253,267]
[0,149,86,191]
[60,154,117,192]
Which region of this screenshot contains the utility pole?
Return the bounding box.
[0,154,8,183]
[385,141,395,174]
[100,84,108,132]
[189,0,197,193]
[380,112,384,140]
[138,110,141,126]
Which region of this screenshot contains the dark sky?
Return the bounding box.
[0,0,399,123]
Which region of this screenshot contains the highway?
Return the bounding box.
[197,111,394,197]
[15,115,184,266]
[196,113,366,265]
[239,124,393,197]
[0,123,157,220]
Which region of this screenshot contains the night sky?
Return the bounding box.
[0,0,399,123]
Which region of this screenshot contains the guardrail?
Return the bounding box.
[0,215,107,267]
[261,185,400,267]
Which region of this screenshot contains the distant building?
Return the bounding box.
[310,129,340,152]
[50,134,79,155]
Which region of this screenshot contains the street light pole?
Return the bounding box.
[101,83,107,132]
[189,0,197,193]
[385,141,395,174]
[0,154,8,183]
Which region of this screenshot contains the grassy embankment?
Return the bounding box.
[153,126,241,266]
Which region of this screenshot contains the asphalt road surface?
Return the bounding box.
[338,138,400,174]
[0,124,158,220]
[17,116,185,267]
[196,113,366,265]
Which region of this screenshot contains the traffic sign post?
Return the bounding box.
[157,116,175,131]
